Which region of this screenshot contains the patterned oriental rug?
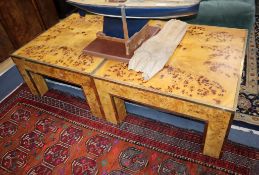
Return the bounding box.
[1,85,259,175]
[236,16,259,126]
[237,16,259,126]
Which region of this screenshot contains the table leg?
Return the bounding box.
[30,72,48,96]
[15,60,104,119]
[81,78,104,119]
[94,79,232,158]
[114,97,127,123]
[12,57,39,95]
[203,112,232,158]
[94,79,126,124]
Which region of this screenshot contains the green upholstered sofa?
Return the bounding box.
[184,0,255,33]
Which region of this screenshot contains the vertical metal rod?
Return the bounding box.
[121,5,129,41]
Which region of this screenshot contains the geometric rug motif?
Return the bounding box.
[235,16,259,126]
[1,85,259,175]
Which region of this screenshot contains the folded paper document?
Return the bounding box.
[128,19,187,80]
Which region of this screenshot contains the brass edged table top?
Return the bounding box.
[93,22,247,112]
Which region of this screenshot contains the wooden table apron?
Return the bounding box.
[12,56,104,119]
[93,76,234,158]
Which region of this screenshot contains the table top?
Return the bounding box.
[12,14,104,74]
[94,22,247,111]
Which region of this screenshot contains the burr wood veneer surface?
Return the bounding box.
[12,14,104,74]
[94,23,247,111]
[11,13,247,111]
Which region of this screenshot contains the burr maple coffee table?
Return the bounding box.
[93,24,247,158]
[11,14,105,118]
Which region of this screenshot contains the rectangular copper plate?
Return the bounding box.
[83,26,160,62]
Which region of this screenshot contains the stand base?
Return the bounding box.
[83,26,160,62]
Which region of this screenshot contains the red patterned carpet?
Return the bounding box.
[0,85,259,175]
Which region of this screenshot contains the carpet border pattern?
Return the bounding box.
[1,85,259,175]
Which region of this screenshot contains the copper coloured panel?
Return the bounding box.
[84,38,132,62]
[83,26,160,62]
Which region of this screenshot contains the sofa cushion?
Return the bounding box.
[185,0,255,32]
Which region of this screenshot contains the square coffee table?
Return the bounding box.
[11,14,105,118]
[93,23,247,158]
